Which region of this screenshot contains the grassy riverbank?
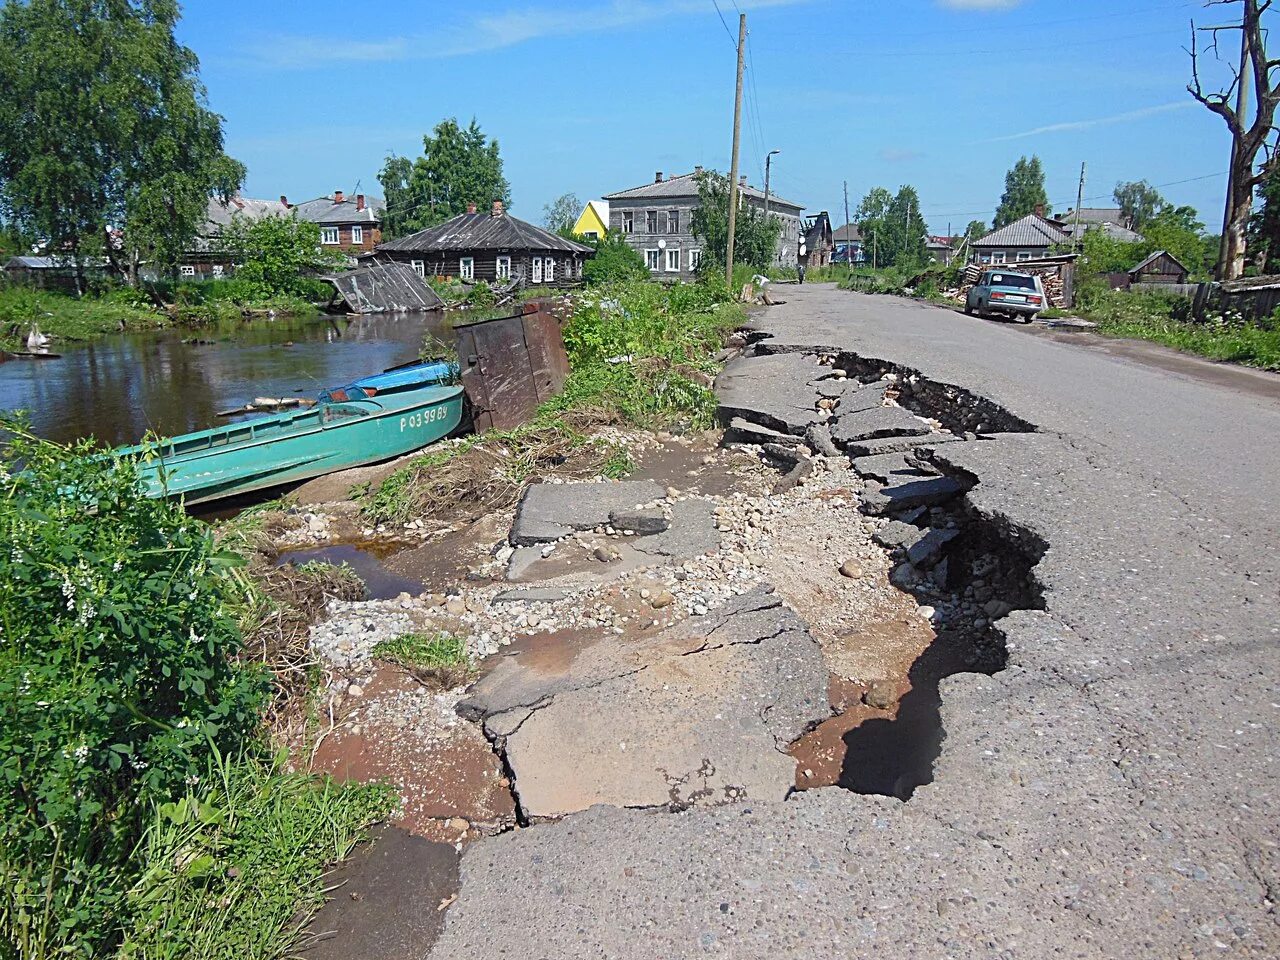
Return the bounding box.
[0,420,391,959]
[364,279,744,525]
[0,279,324,351]
[0,286,170,349]
[1076,284,1280,371]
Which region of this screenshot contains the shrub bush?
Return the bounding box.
[0,418,266,956]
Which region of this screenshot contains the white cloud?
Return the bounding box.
[253,0,812,67]
[979,101,1196,143]
[937,0,1025,9]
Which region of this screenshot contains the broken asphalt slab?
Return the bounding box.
[829,404,932,446]
[715,352,833,435]
[510,480,667,545]
[860,474,968,515]
[458,588,829,821]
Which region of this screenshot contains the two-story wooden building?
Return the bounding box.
[292,191,384,255]
[602,169,804,281]
[373,201,592,285]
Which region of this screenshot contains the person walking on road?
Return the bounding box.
[797,240,807,284]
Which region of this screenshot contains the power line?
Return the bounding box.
[920,172,1227,221]
[710,0,736,47]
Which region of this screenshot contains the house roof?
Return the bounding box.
[587,200,609,222]
[376,209,594,254]
[833,223,862,243]
[926,235,954,249]
[1062,207,1129,227]
[1129,249,1188,276]
[292,195,384,225]
[204,195,290,232]
[602,171,803,212]
[1062,221,1144,243]
[4,254,105,269]
[973,213,1069,249]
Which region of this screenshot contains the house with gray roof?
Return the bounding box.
[292,190,384,254]
[179,194,292,278]
[970,211,1070,265]
[374,200,592,286]
[1057,207,1144,244]
[602,168,805,281]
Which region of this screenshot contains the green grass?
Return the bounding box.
[601,444,634,479]
[1077,284,1280,371]
[371,631,468,670]
[371,632,471,688]
[117,753,393,960]
[0,285,168,348]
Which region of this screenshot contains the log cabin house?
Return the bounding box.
[373,201,592,285]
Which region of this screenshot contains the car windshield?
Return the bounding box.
[989,273,1036,290]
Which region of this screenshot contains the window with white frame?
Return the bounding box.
[179,265,196,277]
[211,264,224,277]
[1016,251,1032,261]
[621,211,634,233]
[646,210,659,233]
[496,256,511,280]
[665,248,680,272]
[532,257,544,283]
[667,209,679,233]
[411,260,425,278]
[459,257,475,281]
[645,249,660,271]
[688,249,702,272]
[991,251,1007,264]
[582,230,599,240]
[321,226,340,244]
[544,257,555,282]
[351,225,363,244]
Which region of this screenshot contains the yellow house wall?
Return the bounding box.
[572,204,607,238]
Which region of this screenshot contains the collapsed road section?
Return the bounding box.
[428,286,1279,960]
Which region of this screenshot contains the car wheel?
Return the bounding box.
[1021,313,1037,324]
[963,298,974,315]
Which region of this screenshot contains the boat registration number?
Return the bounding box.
[401,407,448,431]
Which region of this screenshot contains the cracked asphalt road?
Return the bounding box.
[429,285,1280,959]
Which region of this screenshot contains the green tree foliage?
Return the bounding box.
[542,192,581,233]
[582,232,648,285]
[1249,172,1280,273]
[855,185,928,268]
[993,155,1050,229]
[379,118,511,238]
[217,214,344,297]
[1113,180,1168,231]
[965,219,988,241]
[0,0,243,283]
[690,170,783,276]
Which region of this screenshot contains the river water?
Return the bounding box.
[0,312,451,447]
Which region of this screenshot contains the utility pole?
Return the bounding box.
[843,180,852,277]
[1218,22,1251,279]
[725,13,746,290]
[1073,162,1086,251]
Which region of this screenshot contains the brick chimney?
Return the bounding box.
[466,202,477,214]
[491,200,504,217]
[655,170,663,183]
[334,190,345,204]
[1034,203,1045,218]
[279,195,288,207]
[356,193,365,211]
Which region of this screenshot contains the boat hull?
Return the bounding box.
[124,384,463,505]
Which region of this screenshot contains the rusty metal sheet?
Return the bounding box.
[455,302,570,433]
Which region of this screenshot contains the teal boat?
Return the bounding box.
[119,383,464,505]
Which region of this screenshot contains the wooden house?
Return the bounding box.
[292,191,385,255]
[970,209,1070,265]
[374,201,593,285]
[802,212,834,269]
[1128,250,1189,285]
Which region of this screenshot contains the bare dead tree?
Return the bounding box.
[1188,0,1280,279]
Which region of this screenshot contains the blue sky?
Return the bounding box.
[180,0,1230,234]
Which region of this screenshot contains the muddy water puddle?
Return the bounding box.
[298,823,458,960]
[629,433,767,497]
[275,542,422,600]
